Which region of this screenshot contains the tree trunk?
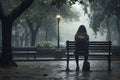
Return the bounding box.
[31,31,37,46]
[26,18,41,46]
[45,28,48,41]
[116,18,120,45]
[0,18,17,67]
[25,33,30,46]
[0,0,33,67]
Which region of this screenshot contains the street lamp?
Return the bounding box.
[56,14,61,49]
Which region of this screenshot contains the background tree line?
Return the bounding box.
[0,0,79,67]
[0,0,79,47]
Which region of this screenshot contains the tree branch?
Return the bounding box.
[25,18,33,32]
[10,0,33,21]
[0,1,5,19]
[35,18,42,32]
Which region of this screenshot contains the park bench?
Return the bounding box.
[66,40,112,71]
[12,46,37,59]
[12,47,65,60]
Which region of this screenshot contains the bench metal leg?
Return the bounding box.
[66,55,70,71]
[108,55,111,71]
[75,55,79,67]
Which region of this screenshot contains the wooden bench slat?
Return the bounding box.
[12,47,37,59]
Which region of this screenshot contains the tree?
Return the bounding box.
[25,18,41,46]
[19,0,79,46]
[89,0,120,44]
[0,0,33,67]
[0,22,1,48]
[12,21,30,47]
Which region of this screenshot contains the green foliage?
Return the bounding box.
[1,0,22,14]
[36,41,52,48]
[90,0,120,33]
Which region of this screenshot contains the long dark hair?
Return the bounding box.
[77,25,87,34]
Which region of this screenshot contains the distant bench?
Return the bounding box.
[12,47,65,60]
[0,47,65,60]
[66,40,112,71]
[12,47,37,59]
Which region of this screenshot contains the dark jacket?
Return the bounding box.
[74,32,89,55]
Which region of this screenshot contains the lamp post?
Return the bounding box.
[56,14,61,49]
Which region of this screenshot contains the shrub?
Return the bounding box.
[36,41,52,48]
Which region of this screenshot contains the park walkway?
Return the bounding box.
[0,60,120,80]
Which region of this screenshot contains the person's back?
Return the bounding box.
[74,25,90,71]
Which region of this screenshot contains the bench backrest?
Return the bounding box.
[66,41,112,53]
[12,47,37,51]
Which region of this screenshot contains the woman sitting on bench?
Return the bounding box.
[74,25,90,71]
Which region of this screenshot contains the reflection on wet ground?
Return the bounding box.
[0,60,120,80]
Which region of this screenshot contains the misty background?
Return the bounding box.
[0,0,119,48]
[58,4,106,45]
[0,3,110,47]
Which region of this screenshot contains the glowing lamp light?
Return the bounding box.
[56,14,61,19]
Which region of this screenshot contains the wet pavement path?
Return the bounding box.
[0,60,120,80]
